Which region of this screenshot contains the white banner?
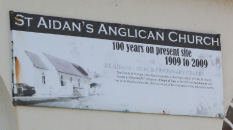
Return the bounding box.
[11,11,223,118]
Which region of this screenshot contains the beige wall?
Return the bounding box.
[1,0,233,129]
[0,76,17,130]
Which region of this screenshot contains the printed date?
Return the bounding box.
[165,56,208,68]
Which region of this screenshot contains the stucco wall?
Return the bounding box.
[1,0,233,130]
[0,76,17,130]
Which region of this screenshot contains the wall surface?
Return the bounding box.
[1,0,233,130]
[0,76,17,130]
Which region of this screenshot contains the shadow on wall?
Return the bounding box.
[222,100,233,130]
[0,76,18,130]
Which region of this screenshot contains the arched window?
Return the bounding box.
[78,79,80,87]
[60,75,64,86]
[42,73,46,85]
[70,77,72,83]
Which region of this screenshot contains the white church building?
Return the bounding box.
[14,50,91,97]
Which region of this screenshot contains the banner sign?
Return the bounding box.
[10,11,223,118]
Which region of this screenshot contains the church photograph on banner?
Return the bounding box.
[10,11,223,118]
